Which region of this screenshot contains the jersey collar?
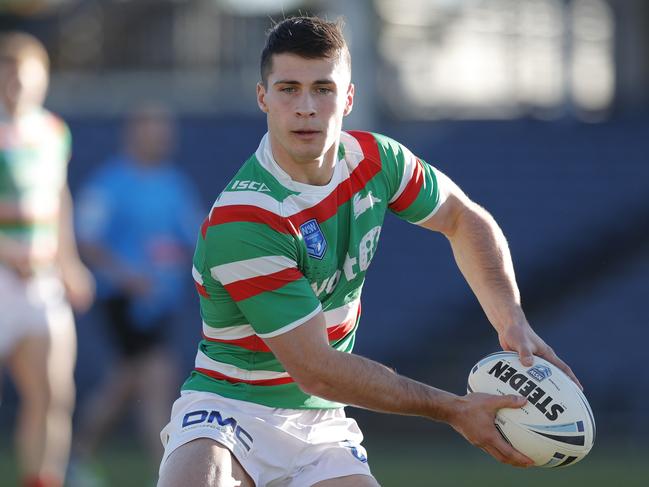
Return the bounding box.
[255,132,346,195]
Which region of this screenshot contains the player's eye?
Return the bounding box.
[280,86,297,93]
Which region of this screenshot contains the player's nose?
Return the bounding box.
[295,93,316,117]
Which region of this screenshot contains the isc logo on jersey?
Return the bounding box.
[231,180,271,192]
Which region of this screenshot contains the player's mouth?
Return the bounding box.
[291,130,321,140]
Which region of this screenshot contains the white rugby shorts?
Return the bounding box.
[0,266,74,358]
[159,391,374,486]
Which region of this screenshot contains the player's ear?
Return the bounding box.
[257,82,269,113]
[343,82,354,116]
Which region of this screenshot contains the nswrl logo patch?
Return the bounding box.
[527,364,552,382]
[300,219,327,259]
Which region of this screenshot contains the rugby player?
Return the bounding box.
[158,16,580,487]
[0,32,94,487]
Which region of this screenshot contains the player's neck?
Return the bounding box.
[270,138,338,187]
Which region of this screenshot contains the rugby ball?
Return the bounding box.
[467,351,595,467]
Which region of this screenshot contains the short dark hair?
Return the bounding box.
[260,16,351,86]
[0,31,49,70]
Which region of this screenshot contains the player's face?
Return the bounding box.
[257,52,354,172]
[0,53,48,115]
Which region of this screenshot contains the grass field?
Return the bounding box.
[367,437,648,487]
[1,433,647,487]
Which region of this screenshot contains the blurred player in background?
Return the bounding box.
[0,32,94,487]
[157,16,583,487]
[71,103,203,482]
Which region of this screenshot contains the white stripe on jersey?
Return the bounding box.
[214,186,342,218]
[215,184,339,218]
[389,145,418,204]
[192,265,204,285]
[234,132,366,217]
[412,167,450,225]
[210,255,297,285]
[323,298,360,327]
[338,131,365,172]
[257,303,322,339]
[202,299,359,340]
[202,322,255,340]
[213,190,282,215]
[195,350,290,380]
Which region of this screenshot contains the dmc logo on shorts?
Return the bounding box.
[300,219,327,259]
[527,364,552,382]
[182,410,253,452]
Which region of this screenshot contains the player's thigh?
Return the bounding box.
[312,474,381,487]
[7,333,51,404]
[158,438,255,487]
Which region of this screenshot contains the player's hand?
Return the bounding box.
[62,260,95,312]
[498,319,582,390]
[449,392,534,468]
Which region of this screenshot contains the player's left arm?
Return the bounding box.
[420,170,581,388]
[57,184,95,312]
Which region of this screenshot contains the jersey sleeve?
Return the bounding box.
[374,133,448,224]
[198,206,321,338]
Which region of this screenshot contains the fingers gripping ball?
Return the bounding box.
[467,351,595,467]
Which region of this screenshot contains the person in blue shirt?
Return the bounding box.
[72,102,203,479]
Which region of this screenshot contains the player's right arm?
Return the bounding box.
[264,315,534,468]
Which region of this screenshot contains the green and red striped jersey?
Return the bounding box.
[0,109,71,266]
[184,130,447,408]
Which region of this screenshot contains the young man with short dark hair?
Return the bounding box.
[158,16,580,487]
